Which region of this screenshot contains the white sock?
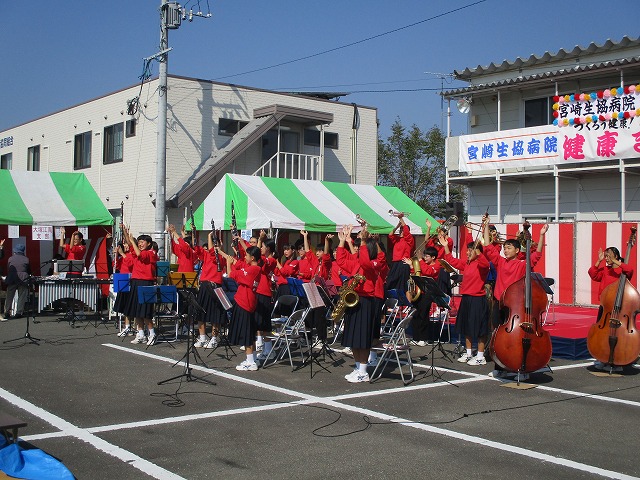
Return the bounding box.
[477,351,485,358]
[358,363,368,374]
[264,341,273,354]
[466,348,472,357]
[256,335,263,345]
[368,351,377,362]
[199,335,207,342]
[247,353,254,363]
[137,329,144,337]
[148,328,155,336]
[355,361,360,370]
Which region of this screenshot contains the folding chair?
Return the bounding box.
[370,307,416,385]
[379,298,400,337]
[542,277,556,326]
[270,295,299,329]
[262,308,310,370]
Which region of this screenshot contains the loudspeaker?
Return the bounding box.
[445,202,464,225]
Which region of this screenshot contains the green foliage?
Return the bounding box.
[378,118,464,218]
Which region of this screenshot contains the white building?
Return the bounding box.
[442,36,640,306]
[0,74,378,242]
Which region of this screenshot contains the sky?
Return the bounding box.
[1,0,639,139]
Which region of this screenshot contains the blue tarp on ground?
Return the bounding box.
[0,436,74,480]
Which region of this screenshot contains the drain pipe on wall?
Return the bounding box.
[351,103,360,183]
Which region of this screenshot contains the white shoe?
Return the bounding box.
[130,335,146,344]
[239,345,246,351]
[117,326,131,337]
[344,369,359,380]
[343,347,352,355]
[235,360,258,371]
[194,338,208,348]
[205,337,219,349]
[457,353,472,363]
[346,371,370,383]
[146,334,157,346]
[467,355,487,366]
[256,340,264,353]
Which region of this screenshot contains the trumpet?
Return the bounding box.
[388,210,410,218]
[355,214,368,228]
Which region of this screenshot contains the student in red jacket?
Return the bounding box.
[385,216,415,305]
[194,230,228,349]
[588,246,634,299]
[217,245,262,372]
[440,233,490,366]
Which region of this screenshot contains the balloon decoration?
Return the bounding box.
[553,84,640,127]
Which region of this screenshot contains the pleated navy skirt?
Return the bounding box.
[341,296,376,350]
[228,304,257,347]
[455,294,489,338]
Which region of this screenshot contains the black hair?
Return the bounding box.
[283,243,293,250]
[467,242,483,253]
[364,237,377,260]
[315,243,324,251]
[503,239,521,251]
[246,245,262,264]
[377,240,386,254]
[137,234,154,250]
[263,239,276,255]
[151,241,159,253]
[423,246,438,258]
[294,239,304,250]
[606,246,621,261]
[353,238,361,247]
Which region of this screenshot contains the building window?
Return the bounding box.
[304,129,338,149]
[125,119,136,137]
[0,152,12,169]
[525,97,552,127]
[27,145,40,171]
[103,123,124,164]
[218,118,248,136]
[74,131,92,170]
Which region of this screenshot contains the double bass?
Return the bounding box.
[491,222,553,375]
[587,227,640,367]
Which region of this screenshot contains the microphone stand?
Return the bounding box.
[4,277,40,346]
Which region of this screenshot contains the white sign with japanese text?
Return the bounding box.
[8,225,19,238]
[32,225,53,241]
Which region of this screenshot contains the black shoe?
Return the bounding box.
[12,314,23,319]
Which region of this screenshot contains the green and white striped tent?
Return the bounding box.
[193,174,436,234]
[0,170,113,226]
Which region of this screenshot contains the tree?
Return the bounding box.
[378,118,464,218]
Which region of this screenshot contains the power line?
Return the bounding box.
[211,0,489,81]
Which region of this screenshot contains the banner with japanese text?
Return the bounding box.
[458,123,640,172]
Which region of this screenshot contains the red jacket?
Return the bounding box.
[199,249,226,284]
[297,250,316,282]
[172,237,200,273]
[131,249,157,281]
[372,250,389,299]
[64,244,86,261]
[229,260,261,313]
[485,247,541,302]
[335,245,382,297]
[275,258,299,286]
[588,263,634,298]
[388,224,415,261]
[444,252,489,296]
[256,256,277,296]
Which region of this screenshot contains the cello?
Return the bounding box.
[491,222,553,376]
[587,227,640,367]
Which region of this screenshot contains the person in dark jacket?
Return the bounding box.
[3,243,31,320]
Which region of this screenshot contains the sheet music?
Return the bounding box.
[214,287,233,310]
[302,282,325,309]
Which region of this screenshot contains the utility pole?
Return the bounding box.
[152,1,211,260]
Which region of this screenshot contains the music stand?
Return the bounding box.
[158,289,216,387]
[297,282,336,378]
[56,263,86,327]
[3,277,40,346]
[410,276,456,385]
[203,282,236,360]
[138,285,178,349]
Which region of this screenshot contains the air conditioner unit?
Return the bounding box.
[470,115,479,127]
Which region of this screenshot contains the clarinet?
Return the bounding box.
[113,201,124,273]
[211,219,222,272]
[189,201,197,248]
[231,200,240,258]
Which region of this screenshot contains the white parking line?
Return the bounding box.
[0,386,187,480]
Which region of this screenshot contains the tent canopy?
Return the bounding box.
[193,174,437,234]
[0,170,113,226]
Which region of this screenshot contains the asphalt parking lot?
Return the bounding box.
[1,313,639,480]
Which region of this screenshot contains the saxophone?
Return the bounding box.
[406,257,422,303]
[330,274,365,321]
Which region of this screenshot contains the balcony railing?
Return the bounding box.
[252,152,319,180]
